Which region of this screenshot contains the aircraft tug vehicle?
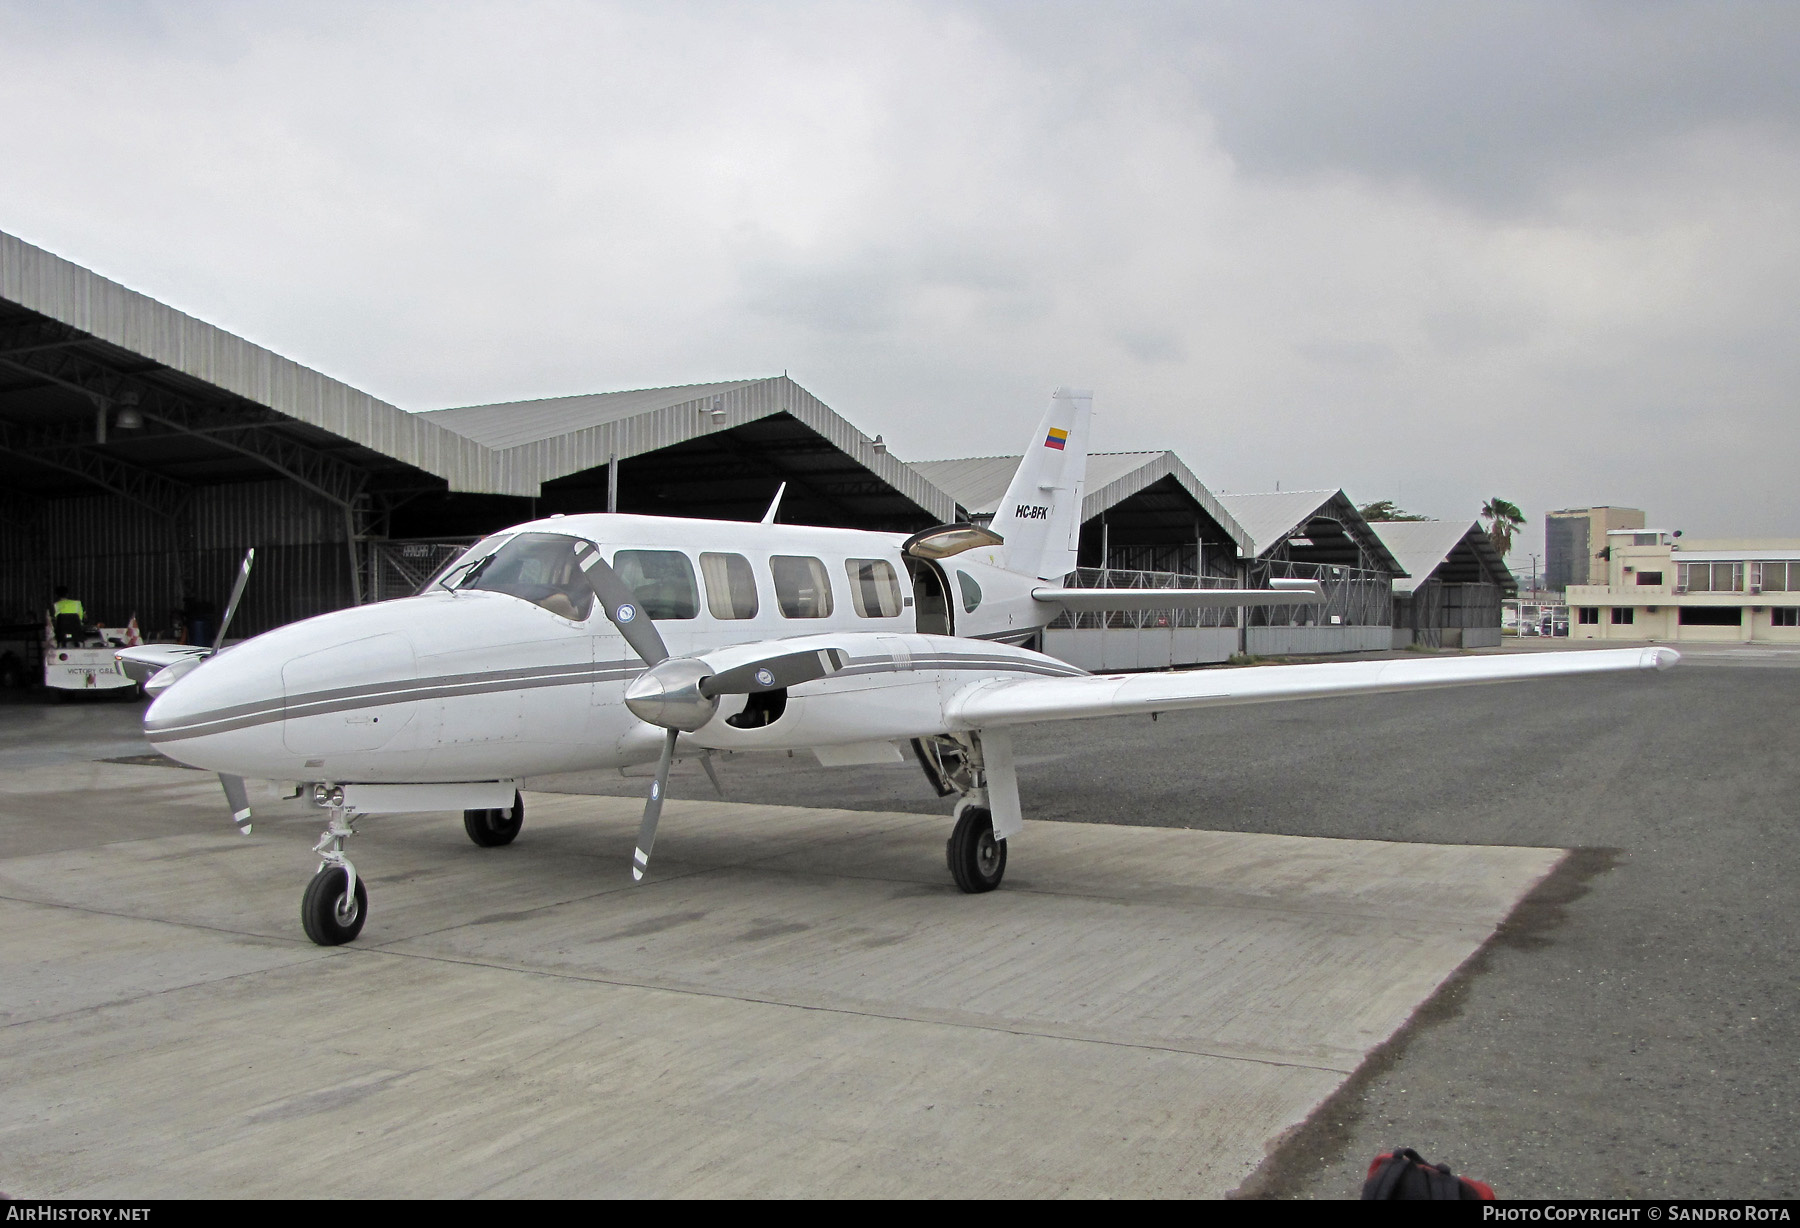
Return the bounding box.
[123,390,1677,944]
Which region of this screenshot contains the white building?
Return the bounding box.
[1566,532,1800,644]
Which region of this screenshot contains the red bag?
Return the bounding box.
[1362,1148,1496,1200]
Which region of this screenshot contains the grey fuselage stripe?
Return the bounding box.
[144,649,1088,744]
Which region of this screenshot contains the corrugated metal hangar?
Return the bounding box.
[0,231,949,653]
[2,228,1447,674]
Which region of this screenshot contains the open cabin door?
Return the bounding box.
[907,559,953,635]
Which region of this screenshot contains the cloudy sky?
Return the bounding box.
[2,1,1796,541]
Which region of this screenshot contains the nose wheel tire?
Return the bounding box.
[946,804,1006,893]
[464,792,525,847]
[301,865,367,946]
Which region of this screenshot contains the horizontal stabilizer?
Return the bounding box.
[1032,584,1325,612]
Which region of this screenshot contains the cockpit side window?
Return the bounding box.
[460,532,596,621]
[612,550,700,619]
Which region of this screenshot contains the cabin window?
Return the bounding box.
[771,555,834,618]
[956,570,983,613]
[461,532,595,620]
[700,552,759,619]
[612,550,699,619]
[844,558,903,617]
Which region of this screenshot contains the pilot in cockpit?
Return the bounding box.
[460,533,597,621]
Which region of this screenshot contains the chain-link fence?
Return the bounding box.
[1044,562,1393,630]
[1248,558,1393,627]
[367,539,476,603]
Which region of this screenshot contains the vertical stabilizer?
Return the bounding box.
[991,388,1092,580]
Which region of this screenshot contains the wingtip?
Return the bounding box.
[1644,646,1680,671]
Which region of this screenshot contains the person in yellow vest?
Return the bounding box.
[52,586,87,647]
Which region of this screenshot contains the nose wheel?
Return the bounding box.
[301,864,367,945]
[302,809,366,945]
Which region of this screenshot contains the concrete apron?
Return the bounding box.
[0,762,1560,1198]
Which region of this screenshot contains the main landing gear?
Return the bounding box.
[946,801,1005,893]
[464,792,525,847]
[302,804,365,945]
[914,735,1010,894]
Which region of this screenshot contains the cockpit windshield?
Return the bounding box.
[457,532,596,621]
[416,533,513,596]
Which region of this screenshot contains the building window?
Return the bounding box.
[1773,607,1800,627]
[1756,561,1791,592]
[1679,606,1742,626]
[699,552,759,619]
[1636,571,1663,586]
[844,558,903,617]
[771,555,834,618]
[1578,607,1600,624]
[1611,607,1634,625]
[1679,562,1744,593]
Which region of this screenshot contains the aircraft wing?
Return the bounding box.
[946,646,1677,729]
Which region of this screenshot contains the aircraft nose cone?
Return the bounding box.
[623,658,718,732]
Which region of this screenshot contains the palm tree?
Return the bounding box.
[1481,498,1526,558]
[1358,499,1429,522]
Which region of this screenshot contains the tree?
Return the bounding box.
[1481,498,1527,557]
[1358,499,1429,522]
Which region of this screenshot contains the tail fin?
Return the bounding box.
[991,387,1091,581]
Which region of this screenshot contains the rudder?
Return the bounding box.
[991,387,1091,581]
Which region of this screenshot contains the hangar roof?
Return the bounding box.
[423,377,954,525]
[0,229,500,498]
[0,230,953,528]
[423,381,762,449]
[1213,489,1405,574]
[1370,519,1517,597]
[910,450,1252,557]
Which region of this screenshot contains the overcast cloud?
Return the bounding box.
[2,1,1796,539]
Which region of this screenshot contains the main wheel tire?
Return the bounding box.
[464,792,524,847]
[301,865,368,946]
[946,804,1006,893]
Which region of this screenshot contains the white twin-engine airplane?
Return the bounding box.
[128,389,1677,945]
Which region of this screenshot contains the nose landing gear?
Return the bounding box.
[302,808,366,945]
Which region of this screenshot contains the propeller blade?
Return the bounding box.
[219,773,253,835]
[575,543,669,666]
[631,728,679,882]
[700,648,846,698]
[212,548,256,653]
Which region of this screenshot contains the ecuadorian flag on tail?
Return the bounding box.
[1044,426,1069,451]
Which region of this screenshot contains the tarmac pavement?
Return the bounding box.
[0,639,1793,1198]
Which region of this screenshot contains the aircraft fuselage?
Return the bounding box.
[145,512,1068,784]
